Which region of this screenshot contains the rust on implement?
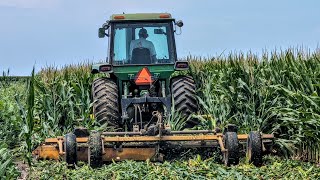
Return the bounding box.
[45,137,88,143]
[76,148,156,161]
[33,146,156,162]
[103,148,156,161]
[33,145,60,160]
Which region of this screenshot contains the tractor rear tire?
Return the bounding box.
[88,131,103,168]
[64,133,77,166]
[247,131,263,166]
[171,75,199,128]
[92,77,120,130]
[223,132,239,166]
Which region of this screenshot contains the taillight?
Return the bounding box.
[99,65,112,72]
[175,61,189,70]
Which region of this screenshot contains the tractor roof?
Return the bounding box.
[110,13,174,21]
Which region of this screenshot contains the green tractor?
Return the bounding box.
[91,13,198,132]
[33,13,273,168]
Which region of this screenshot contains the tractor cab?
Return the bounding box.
[111,20,175,65]
[100,13,182,65]
[92,13,186,77]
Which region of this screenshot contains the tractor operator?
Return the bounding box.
[129,28,157,64]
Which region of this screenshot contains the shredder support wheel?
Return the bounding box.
[223,132,239,166]
[247,131,263,166]
[64,133,77,166]
[88,131,103,168]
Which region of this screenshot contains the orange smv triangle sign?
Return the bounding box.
[135,67,153,85]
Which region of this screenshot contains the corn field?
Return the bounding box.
[0,49,320,179]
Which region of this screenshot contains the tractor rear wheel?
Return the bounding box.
[247,131,262,166]
[223,132,239,166]
[171,75,199,128]
[64,133,77,166]
[92,77,120,130]
[88,131,103,168]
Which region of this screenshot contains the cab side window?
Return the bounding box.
[114,28,127,63]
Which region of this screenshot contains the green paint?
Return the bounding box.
[91,63,175,97]
[113,64,175,81]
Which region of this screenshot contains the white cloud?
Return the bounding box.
[0,0,60,8]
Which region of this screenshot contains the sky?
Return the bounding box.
[0,0,319,75]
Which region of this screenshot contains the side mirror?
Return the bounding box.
[98,22,110,38]
[98,28,106,38]
[175,20,184,27]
